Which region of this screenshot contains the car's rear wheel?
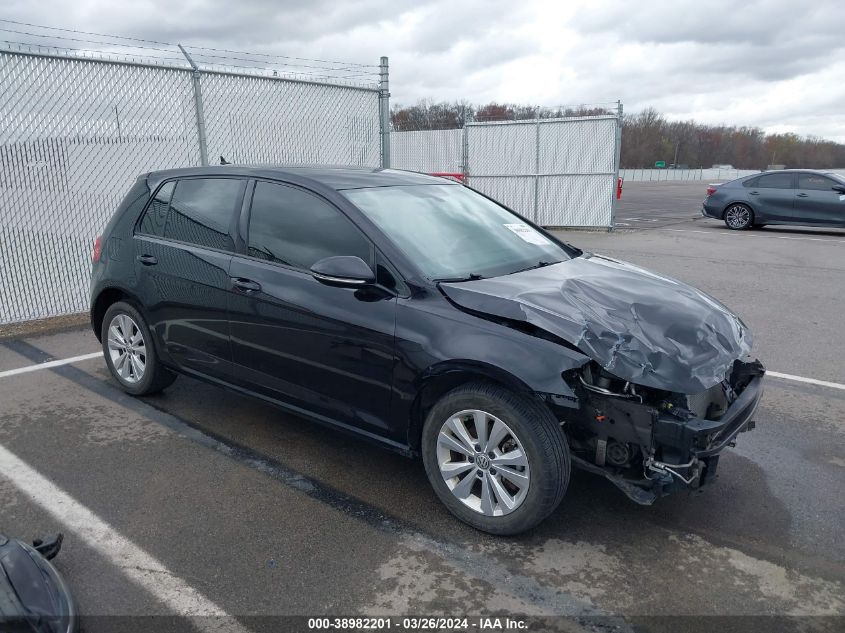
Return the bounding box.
[421,382,569,535]
[101,301,176,395]
[724,204,753,230]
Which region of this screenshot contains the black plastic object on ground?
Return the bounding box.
[0,533,77,633]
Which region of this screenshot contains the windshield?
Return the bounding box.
[343,184,576,280]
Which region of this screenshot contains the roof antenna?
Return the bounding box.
[220,155,231,165]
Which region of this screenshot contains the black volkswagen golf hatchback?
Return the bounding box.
[91,166,764,534]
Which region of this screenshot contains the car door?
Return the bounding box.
[746,172,795,222]
[227,179,399,438]
[794,173,845,226]
[133,176,246,380]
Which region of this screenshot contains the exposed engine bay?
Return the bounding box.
[558,356,764,503]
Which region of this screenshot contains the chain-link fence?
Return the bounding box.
[390,106,623,228]
[0,44,385,325]
[390,129,464,174]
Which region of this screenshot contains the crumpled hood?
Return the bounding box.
[440,254,752,394]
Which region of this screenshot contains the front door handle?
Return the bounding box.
[797,193,809,198]
[231,277,261,293]
[137,254,158,266]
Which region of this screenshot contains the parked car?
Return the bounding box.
[703,169,845,230]
[91,167,764,534]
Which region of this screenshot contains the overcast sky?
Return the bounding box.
[3,0,844,142]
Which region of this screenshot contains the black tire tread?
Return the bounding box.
[101,301,177,396]
[421,380,570,535]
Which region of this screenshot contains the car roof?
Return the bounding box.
[736,169,845,181]
[145,165,453,191]
[753,169,837,174]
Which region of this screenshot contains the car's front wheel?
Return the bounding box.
[421,382,570,535]
[724,204,753,230]
[101,301,177,396]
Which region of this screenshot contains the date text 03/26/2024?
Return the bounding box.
[307,617,528,630]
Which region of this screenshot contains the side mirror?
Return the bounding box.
[832,185,845,194]
[310,256,375,287]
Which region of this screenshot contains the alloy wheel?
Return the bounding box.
[725,205,750,229]
[436,409,530,516]
[107,313,146,384]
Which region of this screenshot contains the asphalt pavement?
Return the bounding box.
[1,181,844,632]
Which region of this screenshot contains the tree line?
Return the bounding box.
[391,101,845,169]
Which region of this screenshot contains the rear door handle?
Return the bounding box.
[749,191,760,195]
[137,254,158,266]
[231,277,261,293]
[797,193,809,197]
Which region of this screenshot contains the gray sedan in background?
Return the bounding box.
[702,169,845,230]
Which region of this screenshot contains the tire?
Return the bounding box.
[724,203,753,230]
[421,381,570,535]
[101,301,177,396]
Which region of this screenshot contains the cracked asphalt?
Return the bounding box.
[1,181,843,632]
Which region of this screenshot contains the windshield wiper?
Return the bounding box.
[434,273,486,283]
[509,260,561,275]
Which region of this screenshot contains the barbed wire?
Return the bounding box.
[0,40,188,65]
[0,18,380,81]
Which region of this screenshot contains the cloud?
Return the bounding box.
[1,0,844,141]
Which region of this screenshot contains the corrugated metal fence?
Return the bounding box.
[0,49,383,325]
[390,109,623,228]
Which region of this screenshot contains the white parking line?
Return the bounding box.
[0,443,249,632]
[0,352,102,380]
[661,228,845,243]
[767,371,845,391]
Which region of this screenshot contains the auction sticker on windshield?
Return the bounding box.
[503,223,552,245]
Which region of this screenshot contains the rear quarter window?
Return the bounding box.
[138,181,174,237]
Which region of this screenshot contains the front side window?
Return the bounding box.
[163,178,243,251]
[797,173,837,191]
[756,173,794,189]
[343,184,577,280]
[247,181,372,270]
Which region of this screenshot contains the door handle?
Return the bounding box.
[797,193,809,198]
[749,191,760,195]
[231,277,261,293]
[137,254,158,266]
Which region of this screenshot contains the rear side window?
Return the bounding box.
[742,177,759,188]
[756,173,794,189]
[247,181,372,270]
[797,173,837,191]
[164,179,243,251]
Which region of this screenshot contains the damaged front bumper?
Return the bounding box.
[563,359,765,505]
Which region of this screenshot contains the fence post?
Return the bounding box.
[610,100,623,231]
[533,108,541,223]
[178,44,209,166]
[379,56,390,169]
[461,107,471,182]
